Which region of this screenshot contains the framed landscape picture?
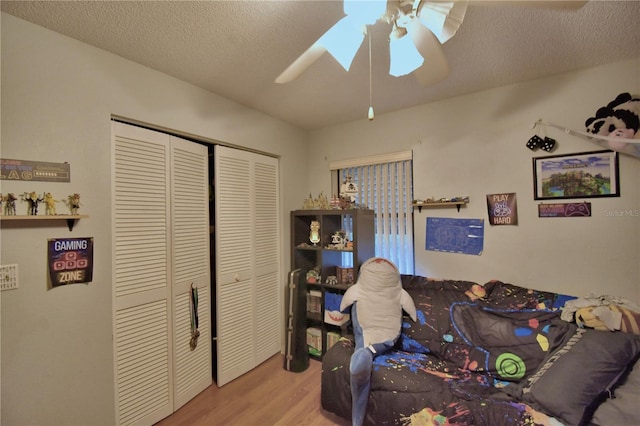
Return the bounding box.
[533,150,619,200]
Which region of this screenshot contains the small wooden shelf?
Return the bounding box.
[1,215,88,231]
[413,201,468,212]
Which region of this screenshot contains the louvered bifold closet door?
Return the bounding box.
[214,146,280,386]
[112,122,173,426]
[170,137,212,409]
[253,158,281,364]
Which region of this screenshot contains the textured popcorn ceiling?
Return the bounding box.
[2,1,639,130]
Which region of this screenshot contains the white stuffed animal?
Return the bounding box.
[339,257,417,426]
[340,257,417,348]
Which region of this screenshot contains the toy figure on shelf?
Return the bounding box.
[330,195,341,209]
[315,192,330,209]
[331,231,345,248]
[4,193,17,215]
[329,230,350,249]
[43,192,59,215]
[306,267,321,284]
[340,175,358,203]
[66,193,82,215]
[21,191,44,215]
[303,193,314,210]
[309,220,321,246]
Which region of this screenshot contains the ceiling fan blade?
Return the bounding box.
[275,14,368,83]
[412,50,449,86]
[276,0,384,84]
[389,34,424,77]
[319,16,365,71]
[406,19,450,85]
[275,44,327,84]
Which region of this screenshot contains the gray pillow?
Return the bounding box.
[590,357,640,425]
[511,321,640,426]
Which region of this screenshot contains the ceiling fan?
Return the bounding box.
[275,0,588,86]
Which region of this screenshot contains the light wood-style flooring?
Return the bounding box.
[155,354,350,426]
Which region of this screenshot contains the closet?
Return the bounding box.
[112,122,211,425]
[111,123,282,425]
[214,146,281,386]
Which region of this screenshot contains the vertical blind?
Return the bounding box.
[331,151,414,274]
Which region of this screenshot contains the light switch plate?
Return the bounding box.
[0,264,19,291]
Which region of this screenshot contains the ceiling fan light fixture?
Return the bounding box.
[415,0,468,43]
[389,23,407,41]
[319,17,366,71]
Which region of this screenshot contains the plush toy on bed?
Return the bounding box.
[340,257,417,426]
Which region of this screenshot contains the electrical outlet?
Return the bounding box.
[0,264,19,291]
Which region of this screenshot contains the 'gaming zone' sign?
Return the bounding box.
[48,238,94,287]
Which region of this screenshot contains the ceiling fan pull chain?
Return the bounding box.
[368,25,375,121]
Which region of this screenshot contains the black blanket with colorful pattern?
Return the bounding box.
[321,276,574,426]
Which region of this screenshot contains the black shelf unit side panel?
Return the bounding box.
[293,249,318,281]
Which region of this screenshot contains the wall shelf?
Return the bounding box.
[413,201,468,212]
[0,215,88,231]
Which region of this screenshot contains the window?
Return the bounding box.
[331,151,414,274]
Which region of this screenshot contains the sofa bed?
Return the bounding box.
[321,275,640,426]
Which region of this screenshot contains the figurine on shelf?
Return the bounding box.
[339,195,352,209]
[303,193,314,210]
[340,175,358,203]
[309,220,320,246]
[306,267,321,284]
[330,231,346,249]
[4,193,17,215]
[21,191,44,215]
[43,192,60,216]
[66,193,82,215]
[315,192,330,210]
[330,195,341,209]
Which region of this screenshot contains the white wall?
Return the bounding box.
[0,13,309,426]
[308,58,640,303]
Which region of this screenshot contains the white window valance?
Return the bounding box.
[329,150,412,170]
